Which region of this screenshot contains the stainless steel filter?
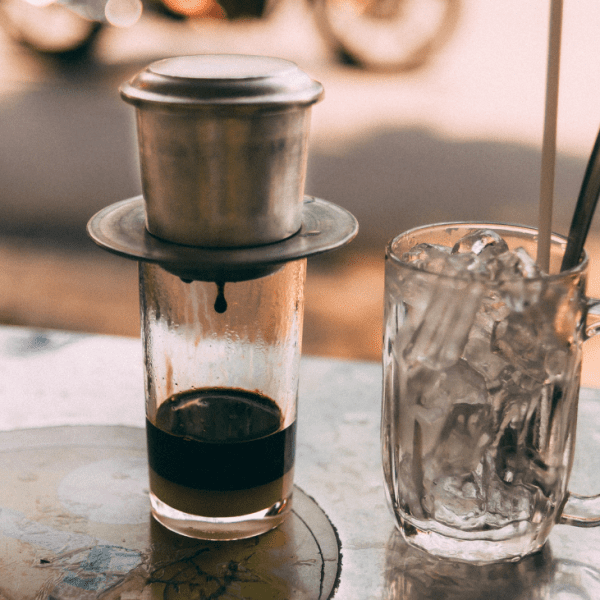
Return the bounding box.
[120,54,324,248]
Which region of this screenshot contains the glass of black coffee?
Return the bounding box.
[140,260,305,540]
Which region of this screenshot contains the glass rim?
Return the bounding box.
[386,221,589,282]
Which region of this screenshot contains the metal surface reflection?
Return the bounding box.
[0,426,341,599]
[2,327,600,597]
[384,528,600,599]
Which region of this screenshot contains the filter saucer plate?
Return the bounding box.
[87,196,358,281]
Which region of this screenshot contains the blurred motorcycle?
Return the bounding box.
[0,0,460,70]
[308,0,460,71]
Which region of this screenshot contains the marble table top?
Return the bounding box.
[0,325,599,599]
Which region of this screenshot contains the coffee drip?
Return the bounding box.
[214,282,227,314]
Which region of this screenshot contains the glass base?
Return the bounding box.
[398,517,549,564]
[150,491,293,540]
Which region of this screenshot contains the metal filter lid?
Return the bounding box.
[120,54,324,109]
[118,54,325,248]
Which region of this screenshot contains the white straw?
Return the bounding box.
[537,0,563,273]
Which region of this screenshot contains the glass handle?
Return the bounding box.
[585,296,600,338]
[560,297,600,526]
[560,493,600,526]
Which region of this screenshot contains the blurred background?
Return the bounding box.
[1,0,600,383]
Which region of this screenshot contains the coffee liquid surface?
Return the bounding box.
[147,388,295,492]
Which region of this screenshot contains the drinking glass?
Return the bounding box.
[382,222,600,563]
[141,260,305,540]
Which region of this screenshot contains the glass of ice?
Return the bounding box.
[382,222,600,563]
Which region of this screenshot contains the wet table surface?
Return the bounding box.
[0,325,600,599]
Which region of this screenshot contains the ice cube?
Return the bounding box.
[404,279,484,370]
[484,473,533,526]
[422,402,493,525]
[469,289,511,337]
[543,347,570,381]
[417,359,489,410]
[386,267,435,328]
[395,448,427,520]
[499,278,545,312]
[405,243,488,279]
[434,402,493,472]
[402,243,451,274]
[446,250,496,281]
[424,470,487,528]
[486,247,543,294]
[463,329,509,385]
[451,229,509,257]
[406,360,488,456]
[481,384,563,525]
[510,247,542,278]
[491,316,543,380]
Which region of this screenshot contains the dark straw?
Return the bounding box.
[561,127,600,271]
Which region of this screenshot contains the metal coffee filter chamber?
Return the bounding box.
[120,55,322,248]
[87,54,358,540]
[88,54,358,282]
